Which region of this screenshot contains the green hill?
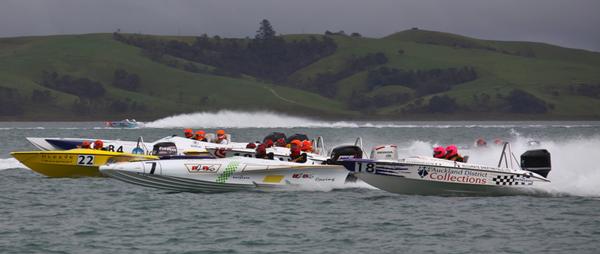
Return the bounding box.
[1,29,599,120]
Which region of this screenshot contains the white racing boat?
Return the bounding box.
[26,135,248,155]
[99,140,365,192]
[100,156,350,192]
[338,143,552,196]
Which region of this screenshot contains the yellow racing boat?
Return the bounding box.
[11,149,157,177]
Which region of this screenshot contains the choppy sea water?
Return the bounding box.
[1,114,600,253]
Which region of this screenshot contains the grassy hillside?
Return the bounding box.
[1,29,599,120]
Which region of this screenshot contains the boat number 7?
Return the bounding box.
[355,162,375,173]
[77,155,94,166]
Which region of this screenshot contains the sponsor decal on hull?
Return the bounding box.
[417,166,488,185]
[186,164,221,173]
[216,161,240,183]
[263,175,284,183]
[40,154,77,164]
[292,173,314,179]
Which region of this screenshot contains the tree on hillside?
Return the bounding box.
[255,19,276,41]
[506,89,548,113]
[427,95,458,113]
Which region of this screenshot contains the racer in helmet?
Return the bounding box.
[289,140,307,163]
[194,130,207,141]
[184,129,194,139]
[79,140,91,149]
[93,139,104,150]
[433,146,446,158]
[215,129,229,144]
[301,140,313,153]
[445,145,464,162]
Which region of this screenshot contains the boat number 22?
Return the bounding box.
[77,155,95,166]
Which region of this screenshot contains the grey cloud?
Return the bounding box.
[1,0,599,51]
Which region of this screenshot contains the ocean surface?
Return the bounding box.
[1,112,600,253]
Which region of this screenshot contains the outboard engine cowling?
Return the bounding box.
[152,142,178,156]
[328,145,363,164]
[370,144,398,161]
[520,149,551,177]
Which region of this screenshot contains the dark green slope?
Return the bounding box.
[1,29,599,120]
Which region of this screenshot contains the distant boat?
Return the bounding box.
[105,119,141,128]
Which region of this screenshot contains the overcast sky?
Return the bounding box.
[2,0,599,51]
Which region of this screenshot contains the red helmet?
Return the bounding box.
[264,139,274,148]
[433,146,445,158]
[275,138,286,147]
[290,139,302,148]
[445,145,458,159]
[94,139,104,150]
[81,140,91,149]
[246,143,257,149]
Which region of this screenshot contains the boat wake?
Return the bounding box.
[143,111,600,129]
[0,158,25,171]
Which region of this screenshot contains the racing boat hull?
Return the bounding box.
[26,136,248,155]
[340,157,551,196]
[11,149,156,177]
[100,157,350,192]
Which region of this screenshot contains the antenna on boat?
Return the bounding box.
[315,136,327,156]
[497,142,521,170]
[353,137,368,158]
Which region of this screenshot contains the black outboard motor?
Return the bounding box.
[152,142,178,156]
[263,132,286,143]
[520,149,551,177]
[286,133,309,143]
[327,145,363,165]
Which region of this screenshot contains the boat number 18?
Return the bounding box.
[77,155,94,166]
[355,162,375,173]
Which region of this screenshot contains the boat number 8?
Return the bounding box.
[107,145,124,153]
[77,155,94,166]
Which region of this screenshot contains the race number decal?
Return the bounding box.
[77,155,94,166]
[107,145,124,153]
[355,162,375,173]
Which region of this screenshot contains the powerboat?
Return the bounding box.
[338,143,552,196]
[11,149,156,177]
[26,135,248,155]
[105,119,141,128]
[100,156,350,192]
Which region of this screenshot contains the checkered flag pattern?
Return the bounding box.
[492,174,531,185]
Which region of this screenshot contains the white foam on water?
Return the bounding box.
[0,158,26,171]
[144,111,600,129]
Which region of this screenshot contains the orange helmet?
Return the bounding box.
[301,140,312,152]
[216,129,226,138]
[184,128,193,138]
[290,139,302,148]
[94,139,104,150]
